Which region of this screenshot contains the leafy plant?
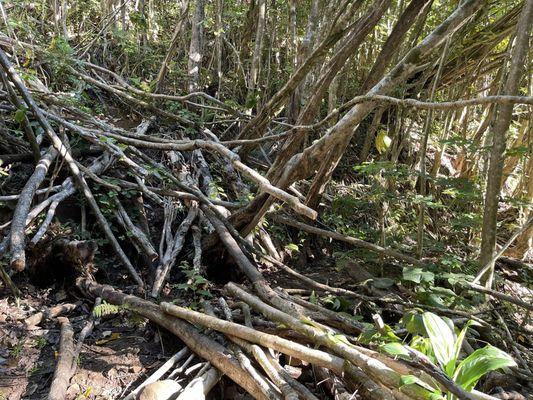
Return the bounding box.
[174,261,212,309]
[381,311,516,397]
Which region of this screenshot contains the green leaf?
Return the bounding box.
[422,312,456,374]
[400,374,419,386]
[372,277,395,288]
[454,320,477,364]
[376,130,392,154]
[402,310,426,335]
[284,243,299,252]
[381,342,410,358]
[14,107,27,123]
[403,267,435,284]
[453,345,516,392]
[400,374,438,392]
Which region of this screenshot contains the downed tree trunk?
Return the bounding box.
[76,278,269,400]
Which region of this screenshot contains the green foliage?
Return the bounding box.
[403,267,435,285]
[14,107,27,124]
[380,311,516,397]
[45,36,76,88]
[173,262,211,309]
[10,341,24,358]
[92,301,122,318]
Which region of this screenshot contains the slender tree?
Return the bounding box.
[478,0,533,287]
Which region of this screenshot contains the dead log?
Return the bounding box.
[175,367,221,400]
[124,348,190,400]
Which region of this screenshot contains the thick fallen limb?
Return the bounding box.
[160,301,345,373]
[250,345,299,400]
[47,317,75,400]
[175,367,221,400]
[225,283,431,399]
[161,300,395,399]
[77,278,270,400]
[217,297,281,400]
[26,303,78,327]
[9,147,57,271]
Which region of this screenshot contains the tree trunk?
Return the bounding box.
[188,0,205,93]
[478,0,533,287]
[246,0,266,107]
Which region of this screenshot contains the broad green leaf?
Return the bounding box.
[403,267,435,284]
[422,312,456,374]
[428,392,445,400]
[453,320,474,366]
[372,277,395,288]
[400,375,419,386]
[381,342,410,358]
[284,243,299,252]
[399,375,437,392]
[402,310,426,335]
[453,345,516,392]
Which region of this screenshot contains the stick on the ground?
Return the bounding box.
[47,317,75,400]
[9,148,57,271]
[26,303,78,327]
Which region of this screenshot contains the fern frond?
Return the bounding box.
[92,301,121,318]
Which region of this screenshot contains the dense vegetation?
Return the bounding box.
[0,0,531,399]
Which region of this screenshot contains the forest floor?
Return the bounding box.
[2,248,531,399]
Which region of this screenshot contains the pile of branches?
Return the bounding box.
[0,35,531,400]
